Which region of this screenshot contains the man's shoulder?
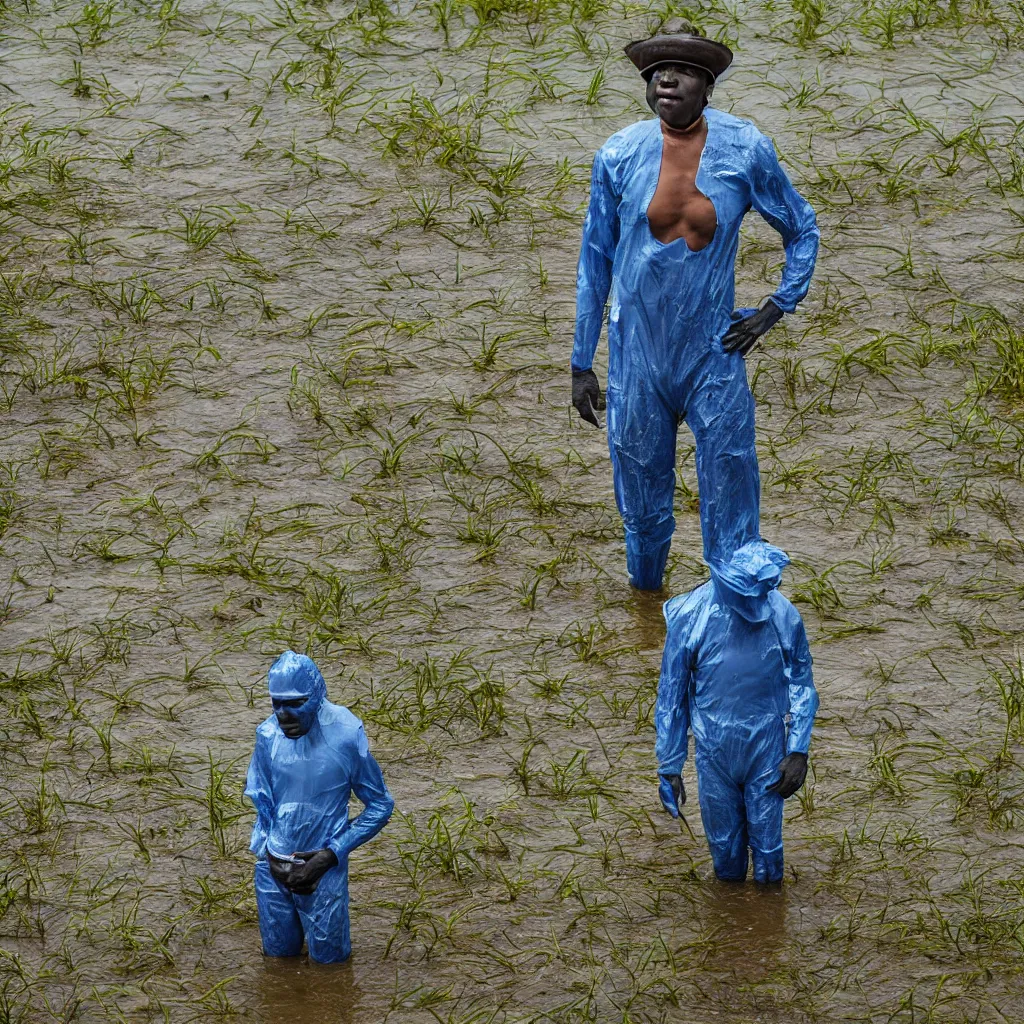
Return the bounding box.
[598,118,658,161]
[664,582,714,627]
[256,714,278,737]
[768,589,805,629]
[319,701,364,735]
[706,107,771,150]
[319,702,372,760]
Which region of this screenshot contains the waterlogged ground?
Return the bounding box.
[2,0,1024,1020]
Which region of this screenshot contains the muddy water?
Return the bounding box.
[1,0,1024,1021]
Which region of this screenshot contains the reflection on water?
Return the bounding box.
[626,587,669,655]
[700,879,788,984]
[256,956,365,1022]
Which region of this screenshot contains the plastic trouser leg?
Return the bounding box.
[255,861,304,957]
[606,379,679,591]
[293,860,351,964]
[745,725,786,884]
[684,351,760,566]
[695,748,749,881]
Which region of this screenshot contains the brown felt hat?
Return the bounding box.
[624,33,733,82]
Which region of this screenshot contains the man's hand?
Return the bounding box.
[658,773,686,817]
[721,300,784,356]
[268,849,339,894]
[767,752,808,799]
[267,853,294,888]
[572,369,606,427]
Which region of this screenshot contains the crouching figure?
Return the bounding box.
[245,651,394,963]
[655,541,818,883]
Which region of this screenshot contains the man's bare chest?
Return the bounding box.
[645,132,718,249]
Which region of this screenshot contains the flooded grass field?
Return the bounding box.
[2,0,1024,1019]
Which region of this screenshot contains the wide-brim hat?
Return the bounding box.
[624,33,733,82]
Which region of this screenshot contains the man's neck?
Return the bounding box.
[660,113,707,139]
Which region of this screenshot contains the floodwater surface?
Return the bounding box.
[1,0,1024,1021]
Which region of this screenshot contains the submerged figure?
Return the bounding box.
[655,541,818,883]
[245,651,394,963]
[571,23,819,591]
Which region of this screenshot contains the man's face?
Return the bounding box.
[645,64,710,130]
[273,696,311,739]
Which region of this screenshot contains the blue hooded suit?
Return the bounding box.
[245,652,394,963]
[655,542,818,882]
[572,109,819,589]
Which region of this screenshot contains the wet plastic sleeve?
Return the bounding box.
[571,151,619,373]
[655,601,698,775]
[749,137,819,314]
[783,614,818,755]
[326,727,395,862]
[244,737,274,859]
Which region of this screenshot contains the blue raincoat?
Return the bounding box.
[245,652,394,963]
[655,542,818,882]
[572,109,819,589]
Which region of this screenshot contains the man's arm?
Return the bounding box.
[571,149,619,374]
[767,603,819,799]
[655,620,693,778]
[783,610,818,755]
[325,725,394,862]
[655,595,704,816]
[243,735,274,859]
[749,135,820,315]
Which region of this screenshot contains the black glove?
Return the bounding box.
[658,773,686,817]
[721,299,784,356]
[572,368,606,427]
[766,752,808,798]
[268,848,338,894]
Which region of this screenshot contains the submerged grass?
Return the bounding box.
[0,0,1023,1021]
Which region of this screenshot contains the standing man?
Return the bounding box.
[571,23,819,591]
[245,651,394,964]
[655,541,818,883]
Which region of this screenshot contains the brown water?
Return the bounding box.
[2,0,1024,1021]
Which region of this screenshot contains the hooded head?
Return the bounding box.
[708,541,790,623]
[268,650,327,739]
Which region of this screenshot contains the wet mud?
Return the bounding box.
[1,0,1024,1021]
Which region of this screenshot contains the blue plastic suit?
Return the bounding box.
[654,541,818,883]
[572,109,819,589]
[245,652,394,963]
